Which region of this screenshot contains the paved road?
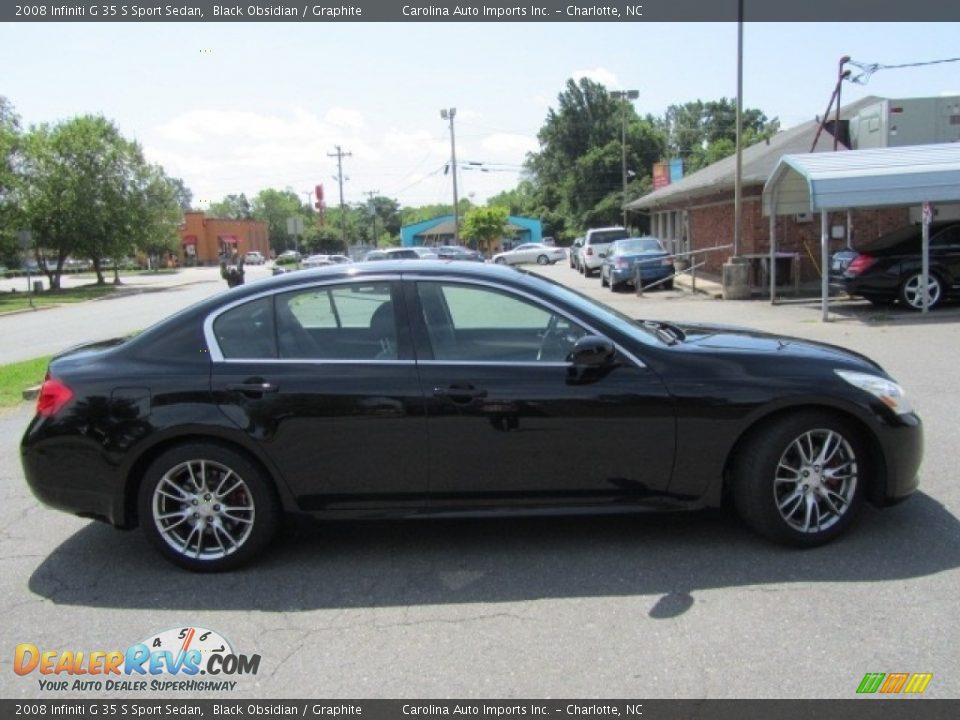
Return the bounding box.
[1,262,958,699]
[0,266,274,364]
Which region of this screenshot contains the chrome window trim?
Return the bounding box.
[406,274,646,370]
[203,271,646,369]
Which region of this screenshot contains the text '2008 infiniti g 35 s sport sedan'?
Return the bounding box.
[21,261,923,571]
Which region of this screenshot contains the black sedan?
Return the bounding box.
[22,262,922,571]
[829,221,960,310]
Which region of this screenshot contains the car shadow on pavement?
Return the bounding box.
[28,492,960,619]
[788,297,960,326]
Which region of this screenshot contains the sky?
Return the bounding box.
[3,21,959,211]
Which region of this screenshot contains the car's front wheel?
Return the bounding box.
[537,254,549,265]
[138,443,279,571]
[494,257,506,265]
[899,272,943,310]
[732,412,866,547]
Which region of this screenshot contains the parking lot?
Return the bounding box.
[1,262,958,699]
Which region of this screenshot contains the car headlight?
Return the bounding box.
[835,370,913,415]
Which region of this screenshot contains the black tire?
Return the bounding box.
[536,254,549,265]
[138,443,280,572]
[494,257,506,265]
[663,279,674,291]
[732,411,866,547]
[584,266,594,278]
[898,272,943,311]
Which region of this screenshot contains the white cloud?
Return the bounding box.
[324,107,366,129]
[572,67,620,89]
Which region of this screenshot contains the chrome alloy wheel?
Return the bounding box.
[152,459,255,560]
[901,273,941,310]
[773,429,858,534]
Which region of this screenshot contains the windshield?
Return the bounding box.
[518,270,666,347]
[615,238,664,254]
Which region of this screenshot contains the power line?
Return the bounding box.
[847,56,960,85]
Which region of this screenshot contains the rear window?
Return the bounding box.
[587,229,629,245]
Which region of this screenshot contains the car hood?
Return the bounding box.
[671,322,883,372]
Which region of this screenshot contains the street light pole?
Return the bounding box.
[441,108,460,244]
[610,90,638,229]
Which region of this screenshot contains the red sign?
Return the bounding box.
[218,235,238,244]
[181,235,198,245]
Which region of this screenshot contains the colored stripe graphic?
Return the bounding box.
[857,673,886,694]
[857,672,933,694]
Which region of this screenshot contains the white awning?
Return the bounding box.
[763,143,960,216]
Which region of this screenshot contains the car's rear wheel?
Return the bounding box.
[899,272,943,310]
[138,444,279,572]
[494,257,506,265]
[537,254,549,265]
[732,412,865,547]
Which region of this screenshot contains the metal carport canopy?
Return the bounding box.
[762,143,960,320]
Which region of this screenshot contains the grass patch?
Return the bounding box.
[0,284,118,313]
[0,356,51,408]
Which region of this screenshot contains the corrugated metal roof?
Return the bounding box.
[624,96,882,210]
[763,142,960,215]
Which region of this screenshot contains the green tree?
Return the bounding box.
[251,188,309,253]
[20,115,183,287]
[0,97,23,268]
[130,165,185,272]
[656,98,779,172]
[461,206,509,251]
[208,192,252,219]
[524,78,664,235]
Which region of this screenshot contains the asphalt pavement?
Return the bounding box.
[0,261,958,699]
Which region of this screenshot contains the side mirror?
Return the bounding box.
[568,336,616,367]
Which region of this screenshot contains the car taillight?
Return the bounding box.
[585,247,593,256]
[36,376,73,417]
[661,257,674,266]
[846,254,877,275]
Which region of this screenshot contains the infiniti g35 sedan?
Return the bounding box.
[21,261,923,571]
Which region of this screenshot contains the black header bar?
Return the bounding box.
[4,0,960,23]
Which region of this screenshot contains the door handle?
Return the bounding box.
[433,385,488,403]
[227,381,279,395]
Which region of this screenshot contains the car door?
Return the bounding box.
[207,278,429,512]
[407,278,676,508]
[931,225,960,292]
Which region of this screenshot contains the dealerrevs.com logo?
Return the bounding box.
[857,672,933,695]
[14,627,260,693]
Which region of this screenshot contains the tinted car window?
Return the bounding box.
[614,238,663,254]
[213,296,277,359]
[276,283,396,360]
[418,282,586,362]
[588,229,629,244]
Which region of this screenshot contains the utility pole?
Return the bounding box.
[440,108,459,244]
[734,0,743,258]
[363,190,380,247]
[611,90,639,228]
[327,145,352,247]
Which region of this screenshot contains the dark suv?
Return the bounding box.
[829,222,960,310]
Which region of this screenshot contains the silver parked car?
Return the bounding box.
[493,243,566,266]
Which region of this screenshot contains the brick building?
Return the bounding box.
[179,212,270,266]
[624,96,911,282]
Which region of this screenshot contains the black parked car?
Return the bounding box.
[22,262,922,571]
[829,221,960,310]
